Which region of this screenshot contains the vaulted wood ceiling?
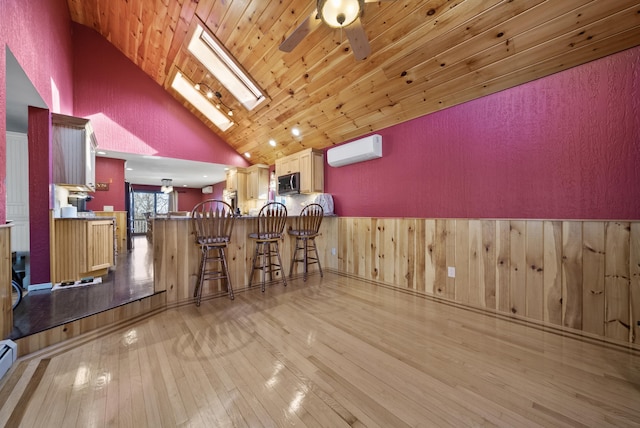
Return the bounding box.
[66,0,640,166]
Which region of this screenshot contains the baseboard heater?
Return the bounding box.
[0,340,18,380]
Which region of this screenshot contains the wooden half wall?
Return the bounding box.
[337,218,640,344]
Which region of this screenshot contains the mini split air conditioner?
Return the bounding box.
[327,134,382,167]
[201,186,213,194]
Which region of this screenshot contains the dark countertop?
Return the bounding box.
[55,216,116,220]
[153,214,337,220]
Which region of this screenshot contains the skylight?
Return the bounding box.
[171,71,234,132]
[188,24,266,111]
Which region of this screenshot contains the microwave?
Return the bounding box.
[278,172,300,195]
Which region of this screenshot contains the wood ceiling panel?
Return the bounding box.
[67,0,640,166]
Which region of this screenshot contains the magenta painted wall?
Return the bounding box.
[88,157,126,211]
[177,188,204,212]
[212,182,226,201]
[325,46,640,220]
[71,23,249,168]
[0,0,75,222]
[131,184,160,193]
[28,108,52,284]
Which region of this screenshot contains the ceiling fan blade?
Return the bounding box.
[345,18,371,60]
[279,10,321,53]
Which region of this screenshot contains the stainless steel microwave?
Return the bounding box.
[277,172,300,195]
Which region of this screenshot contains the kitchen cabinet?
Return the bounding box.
[226,167,247,193]
[299,149,324,194]
[52,218,115,283]
[52,113,97,192]
[246,164,269,200]
[0,225,12,339]
[275,154,300,177]
[95,211,127,254]
[275,149,324,194]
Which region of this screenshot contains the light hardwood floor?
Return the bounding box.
[1,272,639,427]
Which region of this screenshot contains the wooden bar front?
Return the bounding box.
[153,216,339,305]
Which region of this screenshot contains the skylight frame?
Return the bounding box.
[188,23,266,111]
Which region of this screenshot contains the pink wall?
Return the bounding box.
[28,108,52,284]
[88,157,126,211]
[71,23,249,168]
[212,182,226,201]
[177,188,205,212]
[325,46,640,220]
[0,0,75,222]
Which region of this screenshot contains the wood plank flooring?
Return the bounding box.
[1,273,639,427]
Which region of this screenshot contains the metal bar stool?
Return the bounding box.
[248,202,288,292]
[191,199,236,305]
[288,203,324,281]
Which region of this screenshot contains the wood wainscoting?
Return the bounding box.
[337,218,640,344]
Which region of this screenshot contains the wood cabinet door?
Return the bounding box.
[276,155,300,177]
[86,220,114,271]
[226,169,237,191]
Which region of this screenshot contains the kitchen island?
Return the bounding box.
[152,215,338,305]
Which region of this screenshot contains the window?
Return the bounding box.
[132,191,169,234]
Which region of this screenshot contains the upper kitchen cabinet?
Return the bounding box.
[52,113,97,191]
[246,164,269,200]
[299,149,324,194]
[276,149,324,194]
[275,153,300,177]
[226,167,246,192]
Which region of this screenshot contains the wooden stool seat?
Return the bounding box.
[248,202,288,292]
[191,199,236,305]
[288,203,324,281]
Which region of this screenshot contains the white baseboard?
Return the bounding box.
[28,282,53,292]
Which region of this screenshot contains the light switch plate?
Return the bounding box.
[447,267,456,278]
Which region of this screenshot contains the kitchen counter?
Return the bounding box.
[152,215,338,304]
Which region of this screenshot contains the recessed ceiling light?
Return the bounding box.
[291,127,300,137]
[97,151,107,155]
[269,139,276,147]
[203,175,208,178]
[244,152,251,158]
[183,184,188,187]
[126,167,133,171]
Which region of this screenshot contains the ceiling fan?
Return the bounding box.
[279,0,386,61]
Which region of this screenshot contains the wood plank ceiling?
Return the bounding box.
[66,0,640,166]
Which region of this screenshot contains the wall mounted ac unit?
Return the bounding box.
[327,134,382,167]
[0,340,17,381]
[201,186,213,194]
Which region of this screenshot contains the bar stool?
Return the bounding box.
[288,203,324,281]
[248,202,288,292]
[191,199,236,305]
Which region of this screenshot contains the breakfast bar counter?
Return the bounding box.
[152,215,338,305]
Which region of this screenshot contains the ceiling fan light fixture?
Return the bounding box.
[161,178,174,194]
[318,0,363,28]
[171,72,234,131]
[189,24,266,111]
